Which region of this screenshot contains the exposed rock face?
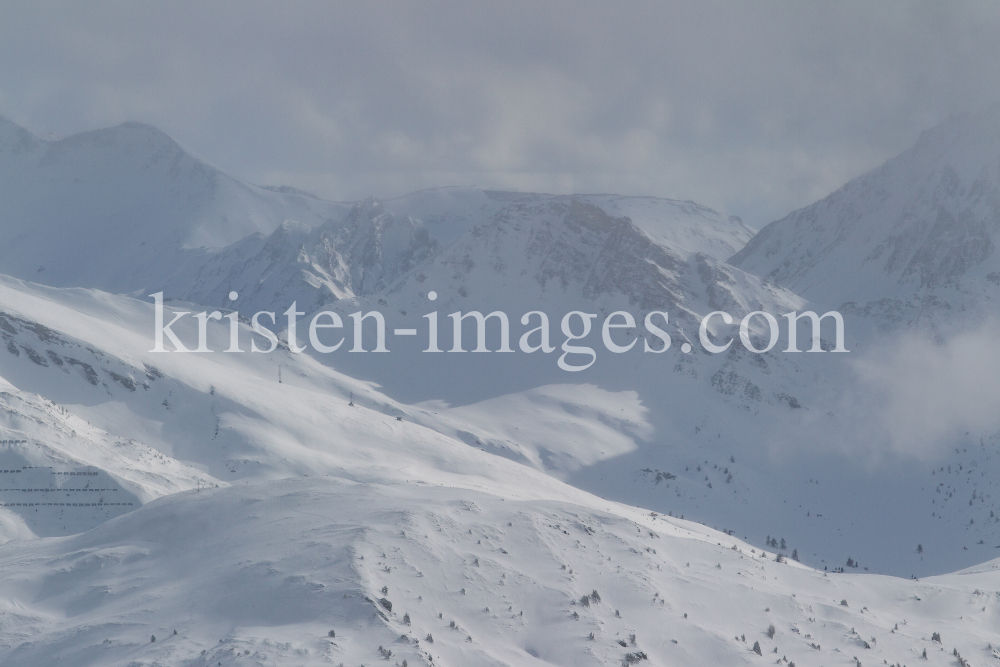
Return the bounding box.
[180,198,437,315]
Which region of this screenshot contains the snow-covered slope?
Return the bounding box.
[0,275,596,504]
[5,274,968,665]
[0,476,997,667]
[0,373,218,541]
[379,188,755,261]
[730,102,1000,329]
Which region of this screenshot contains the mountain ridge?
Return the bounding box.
[730,102,1000,327]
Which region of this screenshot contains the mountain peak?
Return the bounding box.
[730,103,1000,309]
[49,120,184,160]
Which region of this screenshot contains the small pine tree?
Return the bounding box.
[792,549,799,561]
[753,640,762,655]
[780,538,786,550]
[403,612,410,625]
[767,624,776,639]
[150,635,156,643]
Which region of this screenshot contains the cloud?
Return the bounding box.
[1,2,1000,226]
[779,320,1000,463]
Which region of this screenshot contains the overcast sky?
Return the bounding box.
[1,1,998,228]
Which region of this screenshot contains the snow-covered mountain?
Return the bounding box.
[4,220,991,582]
[178,198,438,316]
[3,475,999,667]
[1,115,991,577]
[378,197,782,324]
[0,113,757,321]
[169,189,756,317]
[0,270,996,664]
[731,103,1000,331]
[0,115,349,296]
[1,111,1000,664]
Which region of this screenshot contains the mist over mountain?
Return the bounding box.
[0,115,349,295]
[0,112,999,665]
